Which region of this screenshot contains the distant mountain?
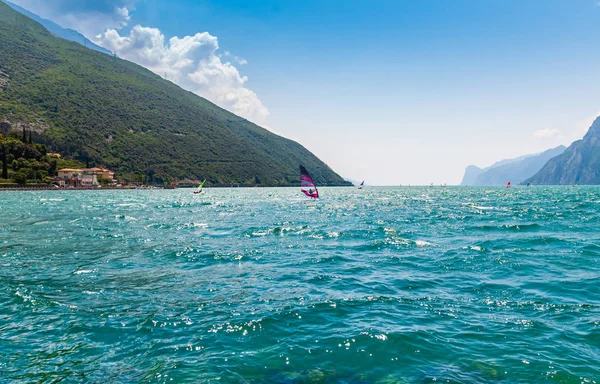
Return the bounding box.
[0,2,350,186]
[460,165,484,186]
[486,152,537,169]
[345,178,365,186]
[461,145,566,186]
[460,153,536,186]
[2,0,113,55]
[526,117,600,185]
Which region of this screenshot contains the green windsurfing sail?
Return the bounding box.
[194,179,206,194]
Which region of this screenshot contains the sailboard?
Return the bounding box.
[506,181,511,188]
[194,179,206,194]
[358,181,364,189]
[300,165,319,199]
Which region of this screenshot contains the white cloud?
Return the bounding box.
[532,111,600,150]
[221,51,247,65]
[533,128,563,139]
[234,57,248,65]
[95,25,269,122]
[115,6,130,23]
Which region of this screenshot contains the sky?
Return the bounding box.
[8,0,600,185]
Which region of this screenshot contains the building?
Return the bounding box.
[57,168,98,187]
[86,167,116,184]
[56,167,115,187]
[57,168,80,180]
[47,153,61,158]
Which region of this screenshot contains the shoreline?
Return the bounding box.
[0,184,594,191]
[0,186,126,191]
[0,185,354,191]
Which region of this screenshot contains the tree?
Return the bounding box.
[34,170,47,181]
[146,169,155,184]
[22,127,26,143]
[48,159,57,176]
[27,131,32,144]
[17,157,28,170]
[13,169,27,184]
[37,144,47,156]
[7,130,20,140]
[0,122,10,137]
[1,145,7,179]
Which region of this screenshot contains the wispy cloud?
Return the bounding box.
[95,26,269,122]
[534,111,600,147]
[234,57,248,65]
[222,51,248,66]
[572,110,600,139]
[533,128,563,139]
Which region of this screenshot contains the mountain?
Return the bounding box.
[344,178,364,186]
[0,2,350,186]
[460,145,566,186]
[526,117,600,185]
[460,165,484,185]
[1,0,113,55]
[460,153,537,185]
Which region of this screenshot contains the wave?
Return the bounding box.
[469,223,542,232]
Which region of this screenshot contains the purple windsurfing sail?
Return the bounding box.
[300,165,319,198]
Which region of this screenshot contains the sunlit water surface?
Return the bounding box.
[1,187,599,383]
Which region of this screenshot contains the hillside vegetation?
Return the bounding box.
[0,2,349,186]
[0,127,86,184]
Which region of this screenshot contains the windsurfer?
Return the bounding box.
[300,165,319,199]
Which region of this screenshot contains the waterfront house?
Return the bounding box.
[57,168,97,187]
[86,167,116,184]
[56,167,115,187]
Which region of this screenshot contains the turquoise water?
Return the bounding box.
[1,187,599,383]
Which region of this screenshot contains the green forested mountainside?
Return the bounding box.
[0,2,349,186]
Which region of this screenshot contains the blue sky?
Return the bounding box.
[10,0,600,184]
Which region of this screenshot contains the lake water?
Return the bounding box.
[0,187,598,383]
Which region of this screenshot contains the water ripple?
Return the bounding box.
[0,187,599,383]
